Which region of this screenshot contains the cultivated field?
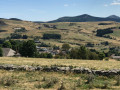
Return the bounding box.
[0,57,120,70]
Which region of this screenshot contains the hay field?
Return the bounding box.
[0,57,119,70]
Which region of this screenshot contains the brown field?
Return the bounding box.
[0,57,119,70]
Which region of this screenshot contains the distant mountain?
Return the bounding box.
[48,14,120,22]
[107,15,120,19]
[9,18,22,21]
[34,21,46,23]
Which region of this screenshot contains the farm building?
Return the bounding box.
[111,54,120,60]
[2,48,20,57]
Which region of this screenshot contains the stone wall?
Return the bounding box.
[0,64,120,76]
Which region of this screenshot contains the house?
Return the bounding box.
[111,54,120,60]
[2,48,20,57]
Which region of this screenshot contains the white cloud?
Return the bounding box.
[104,4,108,7]
[111,0,120,5]
[64,4,69,7]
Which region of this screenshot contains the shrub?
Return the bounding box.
[57,81,66,90]
[76,78,82,87]
[101,81,111,89]
[104,57,109,61]
[115,75,120,86]
[0,76,16,86]
[85,74,95,84]
[34,82,42,89]
[43,33,61,39]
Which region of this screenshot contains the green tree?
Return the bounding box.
[19,40,37,57]
[69,48,78,59]
[98,52,105,60]
[88,51,99,60]
[3,41,12,48]
[78,46,88,59]
[9,40,19,51]
[62,43,71,51]
[47,53,53,58]
[0,47,3,57]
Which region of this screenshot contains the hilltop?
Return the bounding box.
[0,18,120,51]
[49,14,120,22]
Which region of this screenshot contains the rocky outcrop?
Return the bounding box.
[0,64,120,76]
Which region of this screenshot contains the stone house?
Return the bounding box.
[2,48,20,57]
[111,54,120,60]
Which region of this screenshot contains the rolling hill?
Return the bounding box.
[0,18,120,51]
[49,14,120,22]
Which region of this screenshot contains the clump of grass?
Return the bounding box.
[76,78,82,87]
[101,81,111,89]
[71,83,76,90]
[41,76,46,81]
[0,75,16,86]
[57,81,66,90]
[42,80,54,88]
[42,77,58,89]
[85,73,95,84]
[115,75,120,86]
[34,82,42,89]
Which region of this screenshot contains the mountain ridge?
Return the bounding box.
[48,14,120,23]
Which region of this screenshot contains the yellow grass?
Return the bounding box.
[0,57,120,70]
[1,19,120,48]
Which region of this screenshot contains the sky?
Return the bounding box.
[0,0,120,21]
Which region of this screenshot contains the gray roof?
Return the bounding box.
[2,48,16,57]
[112,56,120,59]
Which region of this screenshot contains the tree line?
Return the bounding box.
[0,40,106,60]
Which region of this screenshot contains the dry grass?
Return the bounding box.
[0,69,119,90]
[1,19,120,49]
[0,57,119,70]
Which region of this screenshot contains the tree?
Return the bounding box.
[88,51,99,60]
[47,53,53,58]
[43,34,61,39]
[3,41,12,48]
[62,43,71,51]
[69,48,78,59]
[77,46,88,59]
[19,40,37,57]
[22,35,28,39]
[98,52,105,60]
[0,47,3,57]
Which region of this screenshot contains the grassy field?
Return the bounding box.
[1,19,120,50]
[0,57,120,70]
[0,57,120,89]
[1,70,120,90]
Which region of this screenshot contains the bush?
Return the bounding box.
[57,81,66,90]
[115,75,120,86]
[104,57,109,61]
[76,78,82,87]
[96,28,113,37]
[42,77,58,89]
[43,33,61,39]
[0,76,16,86]
[34,82,42,89]
[0,47,3,57]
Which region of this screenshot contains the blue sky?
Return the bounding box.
[0,0,120,21]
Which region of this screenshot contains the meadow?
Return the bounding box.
[0,57,120,89]
[0,57,119,70]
